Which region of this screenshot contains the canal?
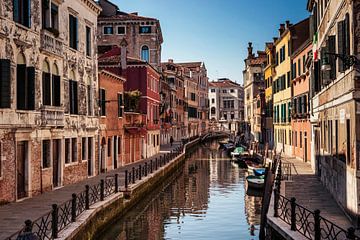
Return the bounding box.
[97,140,262,240]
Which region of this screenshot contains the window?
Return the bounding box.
[230,89,234,93]
[188,107,197,118]
[69,80,78,114]
[103,26,113,35]
[117,26,125,34]
[86,26,91,57]
[17,55,35,110]
[141,46,149,62]
[211,107,216,115]
[71,138,77,163]
[139,26,151,34]
[82,137,87,161]
[42,1,58,31]
[69,15,78,50]
[298,59,301,76]
[87,84,92,116]
[222,90,227,93]
[211,98,215,104]
[223,113,227,120]
[43,62,61,107]
[231,113,234,119]
[65,138,71,164]
[99,89,106,116]
[211,89,215,93]
[108,138,111,157]
[0,59,11,108]
[190,93,196,101]
[42,140,51,168]
[300,132,303,148]
[13,0,31,27]
[118,93,123,117]
[338,14,351,72]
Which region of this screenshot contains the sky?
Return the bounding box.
[113,0,309,85]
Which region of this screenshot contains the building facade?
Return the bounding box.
[208,79,244,133]
[243,43,267,142]
[308,0,360,225]
[291,41,312,163]
[0,0,101,203]
[97,0,163,70]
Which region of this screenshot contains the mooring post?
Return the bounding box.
[71,193,77,222]
[139,165,142,180]
[115,174,119,193]
[314,209,321,240]
[290,197,296,231]
[52,204,58,238]
[100,179,105,201]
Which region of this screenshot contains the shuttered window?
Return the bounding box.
[71,138,77,163]
[328,36,337,80]
[17,65,35,110]
[69,15,78,50]
[42,140,51,168]
[52,75,61,106]
[0,59,11,108]
[42,72,51,105]
[13,0,31,28]
[118,93,123,117]
[69,80,78,114]
[87,85,92,116]
[86,26,91,57]
[99,89,106,116]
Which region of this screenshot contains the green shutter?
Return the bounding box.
[0,59,11,108]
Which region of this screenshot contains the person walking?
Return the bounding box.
[170,136,174,147]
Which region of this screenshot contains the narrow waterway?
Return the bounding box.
[97,140,262,240]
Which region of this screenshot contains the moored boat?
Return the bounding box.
[246,175,265,189]
[253,168,266,176]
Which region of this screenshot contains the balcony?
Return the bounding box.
[41,106,64,127]
[40,30,63,56]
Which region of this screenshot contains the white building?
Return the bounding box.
[209,79,244,133]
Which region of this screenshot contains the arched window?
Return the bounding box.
[69,70,78,114]
[141,45,149,62]
[42,60,51,105]
[52,63,61,106]
[211,107,216,115]
[17,53,35,110]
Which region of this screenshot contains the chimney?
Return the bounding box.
[247,42,253,58]
[120,38,128,71]
[131,12,138,16]
[279,24,285,36]
[168,59,173,63]
[285,20,291,29]
[273,37,278,43]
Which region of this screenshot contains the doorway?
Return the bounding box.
[113,136,118,169]
[304,132,308,163]
[52,139,61,188]
[101,137,106,173]
[88,137,93,176]
[16,141,28,199]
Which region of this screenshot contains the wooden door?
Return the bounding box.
[53,139,61,188]
[16,141,27,199]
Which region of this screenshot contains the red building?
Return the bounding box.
[99,44,161,160]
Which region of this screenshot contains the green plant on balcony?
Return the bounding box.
[124,90,141,112]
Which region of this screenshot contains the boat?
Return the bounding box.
[246,187,263,197]
[230,147,245,158]
[246,175,265,189]
[253,168,266,176]
[223,143,235,152]
[246,161,264,173]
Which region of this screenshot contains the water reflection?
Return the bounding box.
[98,141,262,240]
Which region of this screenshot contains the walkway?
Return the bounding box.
[281,156,355,231]
[0,142,181,240]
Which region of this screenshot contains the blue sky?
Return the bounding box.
[113,0,309,84]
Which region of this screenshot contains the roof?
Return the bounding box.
[176,62,203,69]
[99,11,158,22]
[209,79,241,88]
[249,57,267,66]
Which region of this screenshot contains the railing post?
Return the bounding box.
[347,227,356,240]
[290,197,296,231]
[139,165,142,180]
[100,179,105,201]
[115,174,119,193]
[150,160,153,173]
[85,185,90,210]
[52,204,58,238]
[314,209,321,240]
[71,193,77,222]
[125,170,128,189]
[132,167,135,184]
[273,186,279,217]
[23,219,33,233]
[145,162,148,176]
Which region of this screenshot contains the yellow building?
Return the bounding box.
[273,19,309,156]
[264,42,276,148]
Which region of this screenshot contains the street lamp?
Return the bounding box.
[321,52,358,72]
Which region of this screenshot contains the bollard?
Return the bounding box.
[52,204,58,238]
[347,227,356,240]
[139,165,142,180]
[115,174,119,193]
[150,160,153,173]
[125,170,128,189]
[100,180,105,201]
[132,167,135,184]
[85,185,90,210]
[314,209,321,240]
[71,193,77,222]
[23,219,33,233]
[290,197,296,231]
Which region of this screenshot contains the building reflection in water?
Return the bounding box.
[98,141,263,240]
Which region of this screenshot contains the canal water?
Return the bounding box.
[97,140,262,240]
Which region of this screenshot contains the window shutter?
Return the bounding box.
[75,17,78,50]
[74,81,78,114]
[27,67,35,110]
[338,20,345,72]
[52,75,61,106]
[328,36,336,80]
[25,0,31,27]
[13,0,19,23]
[69,15,73,47]
[0,59,11,108]
[321,45,330,85]
[345,14,350,70]
[42,72,51,105]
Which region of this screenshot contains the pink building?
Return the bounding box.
[291,41,312,162]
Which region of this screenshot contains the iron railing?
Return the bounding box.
[272,162,359,240]
[6,144,185,240]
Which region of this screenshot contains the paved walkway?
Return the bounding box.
[0,142,182,239]
[281,156,355,231]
